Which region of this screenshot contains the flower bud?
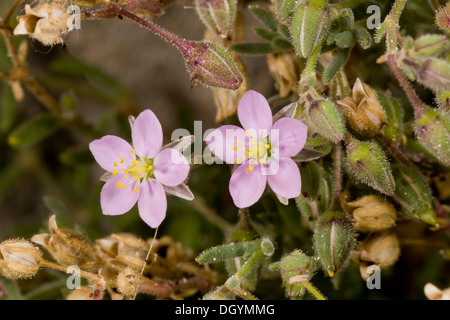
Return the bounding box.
[344,135,395,196]
[436,3,450,35]
[411,34,449,57]
[346,195,397,232]
[313,211,355,277]
[353,26,372,49]
[195,0,237,38]
[260,238,275,257]
[335,31,354,49]
[337,78,387,136]
[355,232,400,280]
[269,250,315,298]
[414,107,450,167]
[392,163,437,226]
[0,238,42,279]
[338,8,354,30]
[275,0,297,23]
[116,267,142,297]
[290,0,331,58]
[401,57,450,93]
[31,215,98,271]
[302,98,345,143]
[436,91,450,111]
[181,41,243,89]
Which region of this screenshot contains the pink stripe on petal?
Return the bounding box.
[132,109,163,159]
[100,175,139,216]
[89,135,134,172]
[229,163,267,208]
[138,179,167,228]
[238,90,273,133]
[154,148,190,187]
[205,125,246,164]
[271,118,308,157]
[268,157,301,199]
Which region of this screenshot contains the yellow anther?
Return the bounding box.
[120,157,124,164]
[235,158,241,163]
[259,159,266,164]
[114,162,117,167]
[231,146,237,151]
[244,130,249,136]
[251,137,257,145]
[249,164,254,172]
[132,159,137,167]
[120,184,126,189]
[237,140,241,147]
[134,176,140,181]
[116,181,122,188]
[147,165,153,171]
[112,169,118,176]
[266,144,270,149]
[245,168,249,174]
[134,186,139,194]
[131,150,136,154]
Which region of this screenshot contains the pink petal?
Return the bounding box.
[267,157,301,199]
[100,175,139,216]
[238,90,273,133]
[132,109,163,159]
[153,148,190,187]
[229,163,267,208]
[271,118,308,157]
[138,179,167,228]
[89,135,135,172]
[205,125,247,164]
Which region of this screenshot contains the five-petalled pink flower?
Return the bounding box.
[89,109,191,228]
[205,90,308,208]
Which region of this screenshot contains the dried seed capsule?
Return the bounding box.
[436,3,450,35]
[31,215,98,271]
[346,195,397,232]
[414,107,450,167]
[344,135,395,196]
[313,211,355,277]
[116,267,142,297]
[290,0,331,58]
[303,98,345,143]
[0,238,42,279]
[392,163,437,226]
[195,0,237,38]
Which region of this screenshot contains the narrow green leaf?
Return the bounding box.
[0,82,18,133]
[0,278,23,300]
[43,196,70,220]
[8,113,60,148]
[250,7,279,32]
[271,36,293,51]
[196,241,260,264]
[299,161,321,199]
[323,48,351,83]
[254,28,277,41]
[230,42,274,54]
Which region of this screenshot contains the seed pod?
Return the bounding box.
[392,163,437,226]
[346,195,397,232]
[414,107,450,167]
[31,215,98,271]
[354,26,372,49]
[376,90,404,142]
[354,232,400,280]
[302,98,345,143]
[337,78,387,136]
[116,267,142,297]
[195,0,237,38]
[0,238,42,279]
[400,57,450,93]
[344,135,395,196]
[290,0,331,58]
[269,250,315,298]
[436,91,450,111]
[313,211,355,277]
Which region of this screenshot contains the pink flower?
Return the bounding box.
[205,90,308,208]
[89,109,192,228]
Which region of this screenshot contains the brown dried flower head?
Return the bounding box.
[337,78,387,136]
[14,3,74,46]
[346,195,397,232]
[31,215,98,271]
[116,267,142,297]
[66,286,103,300]
[0,238,42,279]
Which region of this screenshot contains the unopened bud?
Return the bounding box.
[346,195,397,232]
[0,238,42,279]
[338,8,354,30]
[116,267,142,297]
[436,3,450,35]
[436,91,450,111]
[355,232,400,280]
[354,26,372,49]
[290,0,331,58]
[411,34,449,57]
[401,57,450,93]
[260,238,275,257]
[392,163,437,226]
[414,107,450,167]
[182,41,243,89]
[344,135,395,196]
[335,31,354,49]
[269,250,315,298]
[303,98,345,143]
[195,0,237,38]
[313,211,355,277]
[31,215,98,271]
[337,78,387,136]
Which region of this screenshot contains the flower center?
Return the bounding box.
[232,131,272,174]
[112,150,154,193]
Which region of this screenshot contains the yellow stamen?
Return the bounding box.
[131,150,136,154]
[116,181,122,188]
[244,130,249,136]
[120,184,126,189]
[266,144,270,149]
[132,159,137,167]
[114,162,117,167]
[112,169,118,176]
[249,164,253,172]
[235,158,241,163]
[245,168,249,174]
[134,186,139,194]
[120,157,124,164]
[259,159,266,164]
[237,140,241,147]
[231,146,237,151]
[147,165,153,171]
[251,137,257,145]
[134,176,140,181]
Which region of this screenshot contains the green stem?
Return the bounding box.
[384,0,408,53]
[236,249,264,279]
[303,281,327,300]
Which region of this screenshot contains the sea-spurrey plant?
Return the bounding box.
[0,0,449,303]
